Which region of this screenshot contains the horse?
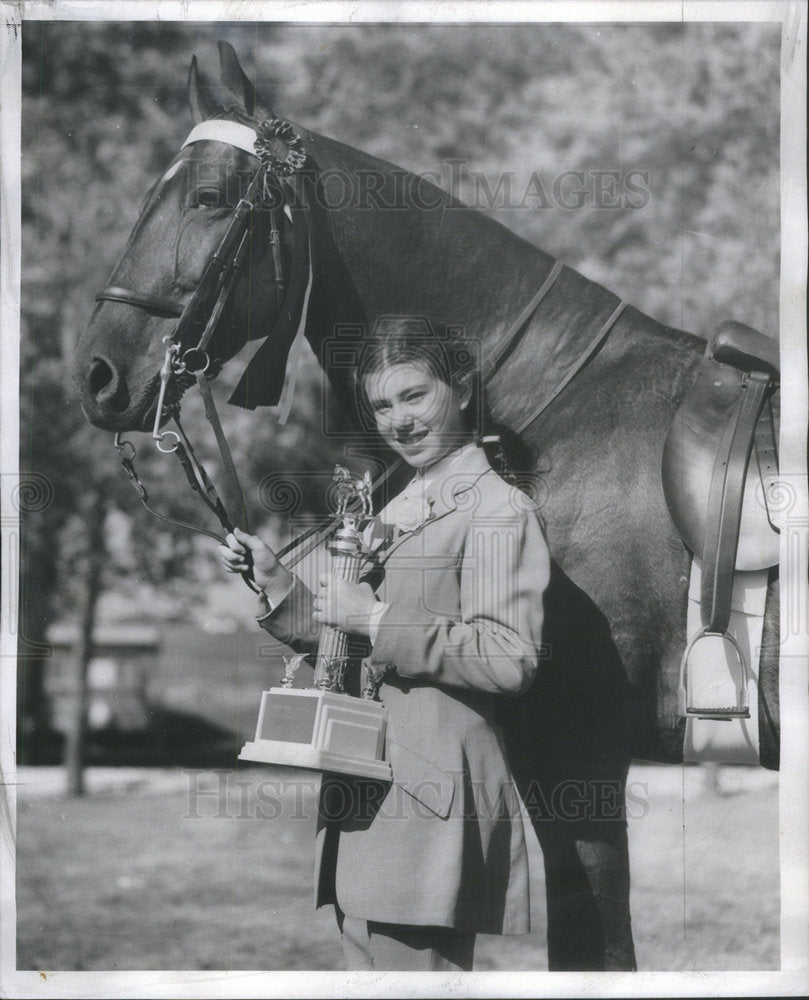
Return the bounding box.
[72,41,780,971]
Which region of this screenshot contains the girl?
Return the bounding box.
[219,317,550,971]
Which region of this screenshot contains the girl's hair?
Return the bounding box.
[354,316,535,487]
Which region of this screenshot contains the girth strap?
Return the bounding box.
[700,370,774,632]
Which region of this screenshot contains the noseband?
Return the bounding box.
[93,287,185,317]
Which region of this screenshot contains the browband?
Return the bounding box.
[182,120,259,157]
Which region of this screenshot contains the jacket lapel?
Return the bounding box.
[375,447,493,564]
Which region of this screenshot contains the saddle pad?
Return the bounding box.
[682,560,769,764]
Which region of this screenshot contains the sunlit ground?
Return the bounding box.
[15,762,778,972]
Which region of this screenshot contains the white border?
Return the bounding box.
[776,0,809,980]
[6,1,800,24]
[0,3,22,994]
[1,2,807,998]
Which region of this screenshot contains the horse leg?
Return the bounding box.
[570,785,636,971]
[534,815,604,969]
[500,560,637,970]
[520,766,636,971]
[758,570,780,770]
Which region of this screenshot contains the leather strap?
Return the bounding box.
[173,433,233,533]
[700,371,773,631]
[116,436,224,543]
[517,299,628,433]
[172,177,265,355]
[483,260,563,376]
[182,120,260,158]
[194,372,249,534]
[228,188,312,408]
[95,286,184,317]
[754,393,779,530]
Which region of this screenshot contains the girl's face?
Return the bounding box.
[363,361,471,470]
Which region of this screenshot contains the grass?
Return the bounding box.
[15,764,779,972]
[626,767,780,970]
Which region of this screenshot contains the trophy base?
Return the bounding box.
[238,687,392,782]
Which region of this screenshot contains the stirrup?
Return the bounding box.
[678,626,751,720]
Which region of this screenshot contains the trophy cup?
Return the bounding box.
[239,468,392,781]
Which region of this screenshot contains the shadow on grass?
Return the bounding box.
[19,708,242,769]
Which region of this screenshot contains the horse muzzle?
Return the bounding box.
[76,347,164,432]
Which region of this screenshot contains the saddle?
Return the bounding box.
[662,320,780,719]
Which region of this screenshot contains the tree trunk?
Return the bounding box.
[16,542,56,764]
[65,493,106,797]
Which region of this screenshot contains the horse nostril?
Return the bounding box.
[88,356,116,400]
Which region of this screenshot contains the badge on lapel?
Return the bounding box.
[394,495,435,536]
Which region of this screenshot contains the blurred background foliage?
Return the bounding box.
[18,20,779,748]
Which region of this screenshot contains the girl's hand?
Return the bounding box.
[312,574,378,637]
[218,527,292,595]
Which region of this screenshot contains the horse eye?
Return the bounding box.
[194,188,223,209]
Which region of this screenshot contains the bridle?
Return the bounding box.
[97,118,305,587]
[96,119,633,589]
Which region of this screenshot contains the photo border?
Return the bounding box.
[1,2,806,997]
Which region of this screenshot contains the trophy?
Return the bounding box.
[239,467,392,781]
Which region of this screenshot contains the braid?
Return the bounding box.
[478,410,542,504]
[479,432,512,484]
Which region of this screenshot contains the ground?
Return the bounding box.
[15,763,779,972]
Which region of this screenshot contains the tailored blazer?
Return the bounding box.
[256,444,550,933]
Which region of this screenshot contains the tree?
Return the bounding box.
[19,21,780,763]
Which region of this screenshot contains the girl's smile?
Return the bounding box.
[364,362,472,469]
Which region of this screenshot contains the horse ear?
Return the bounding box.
[218,40,274,120]
[187,55,218,123]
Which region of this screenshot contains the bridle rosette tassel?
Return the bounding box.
[254,118,307,177]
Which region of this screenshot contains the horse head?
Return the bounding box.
[73,41,562,439]
[73,42,304,432]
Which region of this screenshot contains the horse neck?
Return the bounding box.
[299,132,644,384]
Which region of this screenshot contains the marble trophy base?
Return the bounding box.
[239,687,392,781]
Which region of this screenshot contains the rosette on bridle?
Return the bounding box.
[226,117,312,411]
[254,118,307,178]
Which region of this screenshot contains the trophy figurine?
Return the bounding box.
[239,467,392,781]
